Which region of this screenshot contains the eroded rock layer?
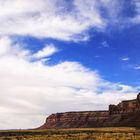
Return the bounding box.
[39,93,140,129]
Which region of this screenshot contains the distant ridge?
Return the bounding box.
[38,93,140,129]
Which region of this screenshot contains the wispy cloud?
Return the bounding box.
[0,36,30,58]
[33,44,59,59]
[0,0,139,41]
[101,41,109,48]
[0,0,104,41]
[134,66,140,70]
[130,0,140,24]
[121,57,130,61]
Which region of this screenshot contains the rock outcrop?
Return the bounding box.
[39,111,109,129]
[109,93,140,115]
[39,93,140,129]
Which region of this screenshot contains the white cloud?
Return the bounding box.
[0,36,30,58]
[0,36,11,55]
[121,57,129,61]
[0,0,105,41]
[0,37,138,129]
[134,66,140,70]
[130,0,140,24]
[0,0,139,41]
[101,41,109,48]
[33,44,58,59]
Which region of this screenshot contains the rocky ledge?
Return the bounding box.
[39,93,140,129]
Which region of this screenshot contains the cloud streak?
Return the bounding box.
[121,57,130,61]
[134,66,140,70]
[33,44,59,59]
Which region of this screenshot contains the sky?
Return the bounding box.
[0,0,140,129]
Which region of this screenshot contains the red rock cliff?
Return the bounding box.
[39,111,109,129]
[109,93,140,115]
[39,93,140,129]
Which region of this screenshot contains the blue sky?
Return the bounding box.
[0,0,140,129]
[16,21,140,86]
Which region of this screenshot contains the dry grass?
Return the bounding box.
[0,127,139,140]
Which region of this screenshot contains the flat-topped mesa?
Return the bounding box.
[39,111,109,129]
[39,93,140,129]
[109,93,140,115]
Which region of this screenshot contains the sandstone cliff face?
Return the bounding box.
[109,93,140,115]
[39,93,140,129]
[39,111,109,129]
